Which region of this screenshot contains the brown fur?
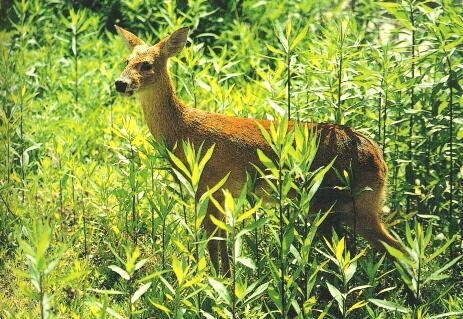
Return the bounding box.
[115,26,403,273]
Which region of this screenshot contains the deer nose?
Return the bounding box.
[115,80,128,93]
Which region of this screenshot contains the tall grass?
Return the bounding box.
[0,1,462,318]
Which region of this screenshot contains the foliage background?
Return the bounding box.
[0,0,462,318]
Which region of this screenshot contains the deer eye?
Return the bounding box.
[140,62,153,71]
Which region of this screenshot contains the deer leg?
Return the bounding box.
[350,183,404,252]
[215,190,230,276]
[203,203,219,272]
[202,191,230,275]
[219,229,230,276]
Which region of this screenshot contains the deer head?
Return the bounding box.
[114,26,189,96]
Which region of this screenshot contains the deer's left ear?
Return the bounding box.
[115,25,145,50]
[161,27,189,57]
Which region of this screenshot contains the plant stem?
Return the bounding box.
[443,51,456,255]
[254,204,260,279]
[231,224,236,319]
[72,176,76,224]
[194,198,199,264]
[278,156,286,318]
[74,32,79,106]
[130,144,137,245]
[82,194,88,258]
[406,2,416,215]
[336,22,344,124]
[378,79,382,148]
[59,160,63,216]
[162,218,166,271]
[39,273,44,319]
[128,278,133,319]
[287,48,292,121]
[383,79,388,155]
[151,164,155,252]
[393,120,399,212]
[173,171,190,264]
[20,88,24,203]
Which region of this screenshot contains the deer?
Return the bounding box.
[114,25,404,274]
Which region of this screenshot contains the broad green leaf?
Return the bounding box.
[131,282,151,304]
[237,200,261,223]
[347,300,367,313]
[88,288,126,295]
[429,312,463,319]
[172,256,184,284]
[427,235,456,263]
[210,214,232,233]
[368,298,410,313]
[423,255,462,285]
[149,298,172,314]
[168,151,191,179]
[290,24,309,50]
[266,43,284,55]
[134,258,148,271]
[335,237,345,262]
[108,265,130,280]
[198,144,215,170]
[326,282,344,314]
[236,257,256,270]
[208,277,231,305]
[257,149,276,170]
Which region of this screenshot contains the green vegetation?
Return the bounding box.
[1,0,462,318]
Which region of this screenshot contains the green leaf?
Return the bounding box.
[368,298,410,313]
[108,265,130,280]
[89,301,125,319]
[326,282,344,314]
[383,242,414,267]
[290,24,309,50]
[429,312,463,319]
[266,43,284,55]
[210,214,232,233]
[235,280,246,300]
[244,282,269,304]
[168,151,191,179]
[427,235,456,263]
[198,144,215,170]
[335,237,345,262]
[257,149,276,170]
[423,255,462,285]
[345,261,357,284]
[88,288,126,295]
[131,282,151,304]
[236,257,256,270]
[347,300,367,313]
[237,200,261,223]
[149,298,172,314]
[208,277,231,305]
[200,173,230,203]
[134,258,148,271]
[172,256,184,284]
[275,23,288,52]
[237,217,267,238]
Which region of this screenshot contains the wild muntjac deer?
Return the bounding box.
[114,26,403,274]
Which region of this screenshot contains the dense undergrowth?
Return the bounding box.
[0,0,462,318]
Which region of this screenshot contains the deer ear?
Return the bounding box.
[162,27,189,57]
[115,25,145,50]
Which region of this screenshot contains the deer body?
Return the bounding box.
[115,26,402,273]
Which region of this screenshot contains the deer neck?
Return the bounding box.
[138,68,185,147]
